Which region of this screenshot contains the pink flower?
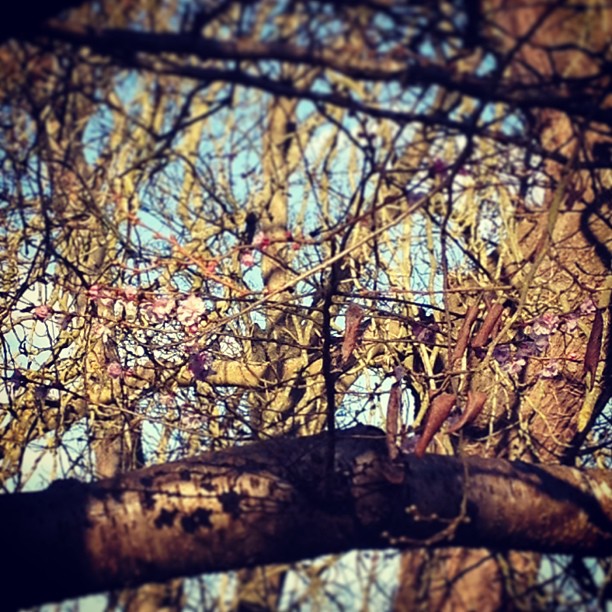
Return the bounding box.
[34,304,52,321]
[563,313,579,333]
[160,392,175,408]
[431,159,447,175]
[533,334,550,352]
[413,323,435,344]
[123,286,138,301]
[87,284,113,307]
[188,351,213,381]
[579,298,597,316]
[92,322,112,342]
[516,339,539,359]
[493,345,526,375]
[252,231,271,249]
[540,360,560,379]
[107,362,124,379]
[87,284,102,300]
[241,251,255,267]
[531,312,560,336]
[177,294,206,328]
[145,297,175,322]
[503,357,526,376]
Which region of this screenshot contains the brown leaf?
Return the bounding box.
[447,391,487,433]
[341,303,364,365]
[450,303,479,366]
[583,309,603,389]
[415,393,456,458]
[471,303,503,348]
[386,382,402,460]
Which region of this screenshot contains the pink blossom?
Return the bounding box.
[493,345,511,364]
[34,304,52,321]
[531,312,560,336]
[252,231,271,249]
[540,360,560,378]
[241,251,255,267]
[516,340,539,359]
[516,334,549,358]
[123,286,138,301]
[533,334,550,352]
[176,294,206,328]
[413,323,436,344]
[493,345,525,375]
[431,159,447,175]
[87,284,102,300]
[160,392,175,408]
[145,297,175,322]
[107,362,124,379]
[563,313,579,333]
[579,298,597,316]
[188,351,213,381]
[503,357,526,376]
[92,322,112,342]
[394,365,407,382]
[87,284,114,307]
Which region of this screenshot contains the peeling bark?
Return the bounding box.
[1,426,611,610]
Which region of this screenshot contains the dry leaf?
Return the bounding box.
[415,393,456,458]
[341,303,364,365]
[583,309,603,389]
[471,303,503,348]
[450,303,479,366]
[447,391,487,433]
[386,382,402,460]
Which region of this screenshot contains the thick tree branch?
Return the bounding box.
[38,26,612,124]
[0,0,87,42]
[1,425,611,609]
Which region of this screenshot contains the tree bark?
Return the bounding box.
[1,425,611,610]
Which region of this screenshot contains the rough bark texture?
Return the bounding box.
[1,425,611,610]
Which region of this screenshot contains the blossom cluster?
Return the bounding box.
[491,299,596,378]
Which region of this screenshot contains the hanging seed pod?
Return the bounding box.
[415,393,456,457]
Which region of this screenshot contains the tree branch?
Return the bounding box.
[1,425,611,609]
[38,26,612,125]
[0,0,87,42]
